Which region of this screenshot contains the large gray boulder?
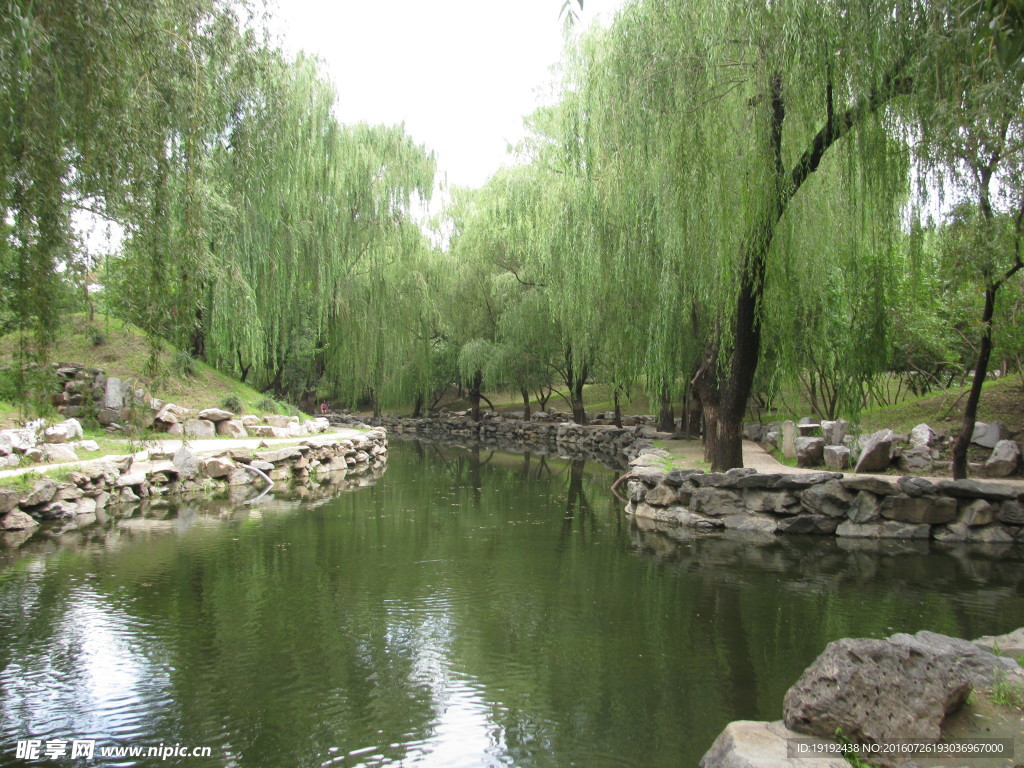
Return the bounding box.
[853,429,895,473]
[823,445,849,471]
[984,439,1020,477]
[172,446,199,480]
[183,419,216,439]
[879,493,956,524]
[43,418,83,443]
[971,421,1009,449]
[795,437,825,468]
[198,407,233,423]
[699,720,848,768]
[783,636,972,750]
[41,444,78,464]
[216,419,248,438]
[1,509,39,531]
[909,423,937,449]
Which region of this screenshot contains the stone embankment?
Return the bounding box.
[0,428,388,535]
[700,627,1024,768]
[330,411,668,466]
[621,465,1024,544]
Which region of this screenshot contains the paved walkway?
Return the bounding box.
[0,428,369,481]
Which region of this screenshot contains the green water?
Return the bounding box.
[0,440,1021,768]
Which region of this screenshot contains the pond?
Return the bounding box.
[0,440,1021,768]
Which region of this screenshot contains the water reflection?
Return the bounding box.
[0,441,1020,768]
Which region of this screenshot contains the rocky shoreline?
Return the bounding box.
[620,465,1024,545]
[700,627,1024,768]
[0,428,388,538]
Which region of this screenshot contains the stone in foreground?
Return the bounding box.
[699,720,847,768]
[853,429,895,473]
[783,635,973,749]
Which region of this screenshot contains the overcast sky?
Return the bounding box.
[269,0,626,192]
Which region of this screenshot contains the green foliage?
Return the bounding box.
[989,667,1024,709]
[255,397,279,414]
[221,394,244,413]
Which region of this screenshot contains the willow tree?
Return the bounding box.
[0,0,240,384]
[910,12,1024,479]
[579,0,976,469]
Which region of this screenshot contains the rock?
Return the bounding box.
[264,414,294,429]
[698,720,848,768]
[896,476,937,497]
[689,488,746,517]
[216,419,248,438]
[853,429,895,473]
[257,447,303,464]
[781,421,796,459]
[78,440,100,453]
[889,630,1023,688]
[936,479,1018,500]
[1,510,39,531]
[847,492,881,523]
[997,500,1024,525]
[957,498,995,527]
[201,456,235,478]
[116,472,146,487]
[800,480,854,518]
[742,423,766,441]
[795,437,825,467]
[984,439,1020,477]
[155,403,188,424]
[797,423,820,437]
[240,415,261,426]
[764,431,780,450]
[663,468,703,487]
[840,476,898,495]
[879,494,956,524]
[896,446,932,474]
[172,446,199,480]
[743,489,799,514]
[970,421,1009,449]
[644,484,680,506]
[822,445,849,470]
[248,425,289,438]
[23,448,44,463]
[0,490,19,515]
[835,521,930,538]
[41,444,78,463]
[909,423,937,449]
[21,479,57,507]
[43,418,83,443]
[4,428,37,453]
[102,377,129,410]
[198,407,234,422]
[973,627,1024,657]
[776,515,840,535]
[782,635,972,749]
[181,419,215,438]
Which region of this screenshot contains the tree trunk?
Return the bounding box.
[658,384,675,433]
[520,388,531,421]
[469,369,483,422]
[951,289,995,480]
[613,388,623,428]
[411,392,423,418]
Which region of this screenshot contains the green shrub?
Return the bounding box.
[173,350,199,378]
[221,393,244,413]
[255,397,278,413]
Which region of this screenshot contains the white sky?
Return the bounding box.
[268,0,627,192]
